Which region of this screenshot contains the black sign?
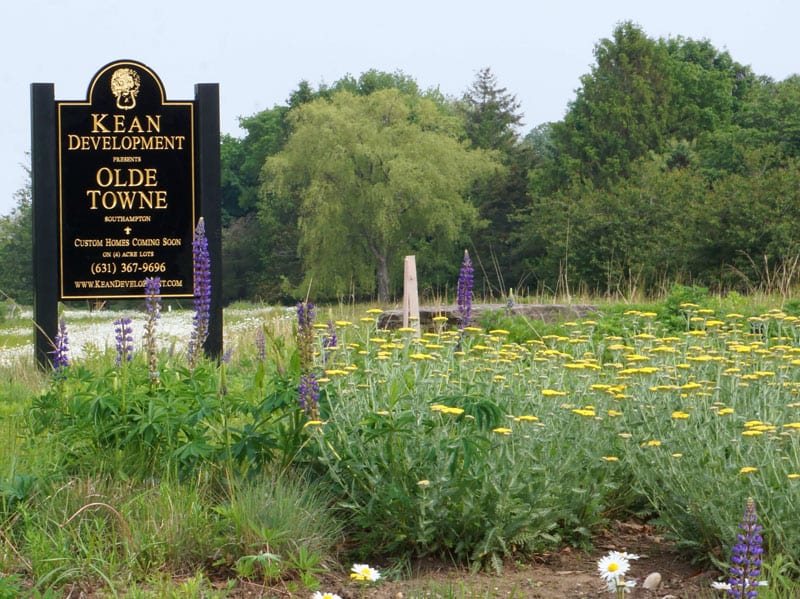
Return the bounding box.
[57,60,195,299]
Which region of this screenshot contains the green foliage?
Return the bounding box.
[261,88,500,301]
[213,38,800,303]
[301,320,635,566]
[0,574,26,598]
[0,182,33,305]
[10,296,800,591]
[27,348,306,479]
[215,472,342,589]
[545,22,750,190]
[458,68,532,295]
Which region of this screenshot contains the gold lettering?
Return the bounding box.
[127,116,144,133]
[65,134,187,151]
[153,190,167,209]
[86,189,101,209]
[95,167,158,188]
[96,167,113,187]
[91,113,110,133]
[116,190,136,209]
[84,189,168,210]
[101,190,118,209]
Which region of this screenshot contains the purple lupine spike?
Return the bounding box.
[456,249,474,328]
[255,328,266,361]
[114,317,134,365]
[727,497,764,598]
[187,218,211,369]
[322,319,337,365]
[298,372,320,416]
[296,301,315,369]
[51,316,70,372]
[296,301,320,418]
[144,277,161,384]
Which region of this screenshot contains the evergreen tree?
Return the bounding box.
[459,68,531,295]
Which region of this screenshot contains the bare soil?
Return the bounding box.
[224,521,719,599]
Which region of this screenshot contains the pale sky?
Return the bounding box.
[2,0,799,215]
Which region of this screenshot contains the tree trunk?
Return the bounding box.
[377,254,390,302]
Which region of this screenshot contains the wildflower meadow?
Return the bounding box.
[3,280,800,596]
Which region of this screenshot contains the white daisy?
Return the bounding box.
[350,563,381,582]
[597,552,631,581]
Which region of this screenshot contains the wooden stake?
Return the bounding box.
[403,255,420,334]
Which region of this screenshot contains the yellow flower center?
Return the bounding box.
[608,563,619,572]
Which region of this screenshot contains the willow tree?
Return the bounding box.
[261,88,499,301]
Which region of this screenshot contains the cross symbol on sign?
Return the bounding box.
[124,226,132,235]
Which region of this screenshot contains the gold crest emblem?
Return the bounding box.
[110,67,141,110]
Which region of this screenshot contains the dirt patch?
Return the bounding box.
[225,522,719,598]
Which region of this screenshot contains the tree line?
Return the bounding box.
[4,21,800,306]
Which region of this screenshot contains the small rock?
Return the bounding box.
[660,595,678,599]
[642,571,662,590]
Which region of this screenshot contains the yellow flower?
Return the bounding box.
[542,389,567,396]
[324,369,349,376]
[643,440,661,447]
[742,430,764,437]
[788,474,800,480]
[571,408,596,417]
[514,415,540,422]
[430,404,464,416]
[488,329,510,335]
[739,466,758,475]
[366,308,384,314]
[671,453,683,458]
[602,456,619,462]
[432,315,449,322]
[671,411,690,420]
[334,320,352,326]
[607,409,623,417]
[492,427,512,435]
[717,407,734,416]
[303,420,324,428]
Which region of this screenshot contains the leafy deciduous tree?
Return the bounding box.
[0,181,33,305]
[261,89,499,301]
